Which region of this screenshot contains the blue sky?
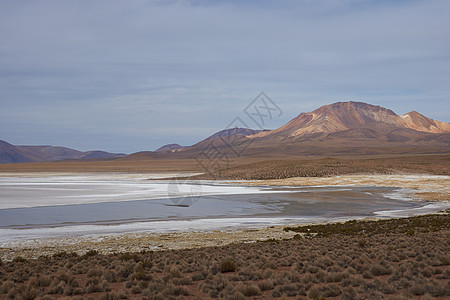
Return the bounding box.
[1,0,449,153]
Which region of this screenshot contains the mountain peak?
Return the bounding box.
[405,110,420,115]
[316,101,396,114]
[174,100,450,158]
[207,128,261,139]
[155,143,185,152]
[401,111,450,133]
[268,101,403,138]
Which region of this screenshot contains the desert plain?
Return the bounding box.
[0,153,449,299]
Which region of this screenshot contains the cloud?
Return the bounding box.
[0,0,449,153]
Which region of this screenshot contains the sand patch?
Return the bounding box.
[0,226,297,261]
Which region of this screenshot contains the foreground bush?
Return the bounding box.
[0,214,448,299]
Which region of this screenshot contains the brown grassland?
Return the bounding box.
[191,154,450,180]
[0,213,449,300]
[0,154,448,177]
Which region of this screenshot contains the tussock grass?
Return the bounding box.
[284,214,450,237]
[0,214,449,299]
[191,154,450,180]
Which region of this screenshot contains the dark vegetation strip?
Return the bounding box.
[284,213,450,238]
[187,154,450,180]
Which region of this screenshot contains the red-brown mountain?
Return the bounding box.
[4,101,448,163]
[163,101,450,157]
[249,102,449,139]
[400,110,450,133]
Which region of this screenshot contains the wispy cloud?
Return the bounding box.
[0,0,449,153]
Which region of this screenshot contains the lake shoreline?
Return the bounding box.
[0,172,448,261]
[2,209,449,262]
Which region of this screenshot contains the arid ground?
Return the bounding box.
[0,154,449,299]
[0,154,448,175]
[0,214,449,299]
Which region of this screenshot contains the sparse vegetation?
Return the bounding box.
[0,214,448,299]
[190,154,450,180]
[284,214,450,237]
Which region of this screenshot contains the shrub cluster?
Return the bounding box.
[0,215,449,299]
[189,155,450,180]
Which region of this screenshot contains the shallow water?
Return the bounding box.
[0,173,446,242]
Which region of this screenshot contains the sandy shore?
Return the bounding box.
[0,225,299,261]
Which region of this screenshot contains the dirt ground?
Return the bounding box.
[0,154,448,176]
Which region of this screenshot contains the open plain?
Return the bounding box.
[0,153,449,298]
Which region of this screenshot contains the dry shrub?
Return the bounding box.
[168,265,182,278]
[307,265,319,274]
[87,267,103,278]
[315,270,327,283]
[172,277,192,285]
[322,284,342,297]
[36,275,52,288]
[308,286,321,299]
[82,249,99,258]
[370,264,392,276]
[362,270,373,279]
[226,291,246,300]
[162,284,190,296]
[86,283,102,294]
[237,284,260,297]
[48,280,66,295]
[258,279,274,291]
[219,259,237,273]
[317,255,334,268]
[116,263,134,280]
[131,270,151,281]
[13,256,27,263]
[273,283,303,297]
[341,286,357,300]
[131,286,142,294]
[102,269,117,283]
[140,259,153,269]
[145,280,165,295]
[1,281,15,294]
[325,271,347,283]
[191,269,207,281]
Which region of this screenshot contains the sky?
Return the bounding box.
[1,0,449,154]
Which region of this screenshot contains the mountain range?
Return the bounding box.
[0,140,125,164]
[1,101,449,163]
[152,101,450,157]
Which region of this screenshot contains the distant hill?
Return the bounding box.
[155,144,185,152]
[148,101,450,158]
[207,128,262,139]
[81,150,126,160]
[248,101,449,140]
[3,101,449,164]
[152,128,262,155]
[0,141,126,164]
[400,110,450,133]
[16,145,85,162]
[0,140,35,163]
